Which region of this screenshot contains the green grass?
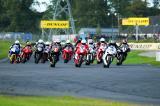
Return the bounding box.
[0,95,143,106]
[94,51,160,67]
[0,40,13,59]
[123,51,160,67]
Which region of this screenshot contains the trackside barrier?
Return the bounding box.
[156,52,160,61]
[127,43,160,61]
[128,43,160,50]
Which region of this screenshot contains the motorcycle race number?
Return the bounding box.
[80,45,85,53]
[13,45,19,51]
[54,48,59,52]
[122,47,127,52]
[13,45,18,48]
[121,45,128,52]
[37,44,44,48]
[38,47,42,51]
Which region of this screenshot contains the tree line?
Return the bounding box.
[0,0,160,33]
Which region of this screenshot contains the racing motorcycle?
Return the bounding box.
[49,46,60,67]
[116,44,130,65]
[34,47,43,64]
[74,45,87,67]
[41,48,50,63]
[21,46,32,63]
[62,46,73,63]
[9,47,21,64]
[96,44,106,64]
[103,45,117,68]
[86,46,95,65]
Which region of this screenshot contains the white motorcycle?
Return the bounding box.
[103,45,117,68]
[86,46,95,65]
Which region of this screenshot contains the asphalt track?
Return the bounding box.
[0,58,160,105]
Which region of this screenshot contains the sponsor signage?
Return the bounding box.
[122,18,149,26]
[128,43,160,50]
[41,20,69,29]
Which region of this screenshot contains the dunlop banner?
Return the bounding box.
[122,18,149,26]
[41,20,69,29]
[128,43,160,50]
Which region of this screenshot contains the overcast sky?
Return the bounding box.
[32,0,154,12]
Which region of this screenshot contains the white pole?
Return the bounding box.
[136,25,139,41]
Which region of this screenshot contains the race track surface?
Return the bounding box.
[0,58,160,105]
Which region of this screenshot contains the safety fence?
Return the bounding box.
[128,43,160,50]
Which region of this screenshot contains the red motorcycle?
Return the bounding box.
[74,45,87,67]
[62,46,73,63]
[21,46,32,63]
[96,44,106,64]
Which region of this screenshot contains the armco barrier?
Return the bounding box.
[128,43,160,50]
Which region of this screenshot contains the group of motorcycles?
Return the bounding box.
[9,40,130,68]
[9,45,32,64]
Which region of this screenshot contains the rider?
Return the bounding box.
[9,40,21,57]
[119,39,130,52]
[44,41,50,52]
[63,40,74,51]
[75,37,82,47]
[87,39,96,52]
[22,41,33,57]
[34,39,45,58]
[35,39,45,49]
[75,39,89,58]
[119,39,130,61]
[96,38,107,50]
[23,41,32,49]
[49,39,62,61]
[107,40,119,50]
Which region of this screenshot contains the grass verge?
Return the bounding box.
[123,51,160,67]
[0,95,143,106]
[0,40,13,59]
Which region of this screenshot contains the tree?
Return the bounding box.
[153,0,160,9]
[0,0,43,33]
[96,23,102,35]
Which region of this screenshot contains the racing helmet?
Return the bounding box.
[100,38,105,42]
[38,39,44,43]
[15,40,20,44]
[81,39,86,45]
[26,41,31,45]
[66,40,71,44]
[122,39,127,43]
[45,41,50,46]
[88,39,93,44]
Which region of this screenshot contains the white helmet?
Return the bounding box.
[38,39,43,43]
[100,38,105,42]
[81,39,86,44]
[15,40,20,44]
[45,41,50,45]
[88,39,93,44]
[66,40,70,44]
